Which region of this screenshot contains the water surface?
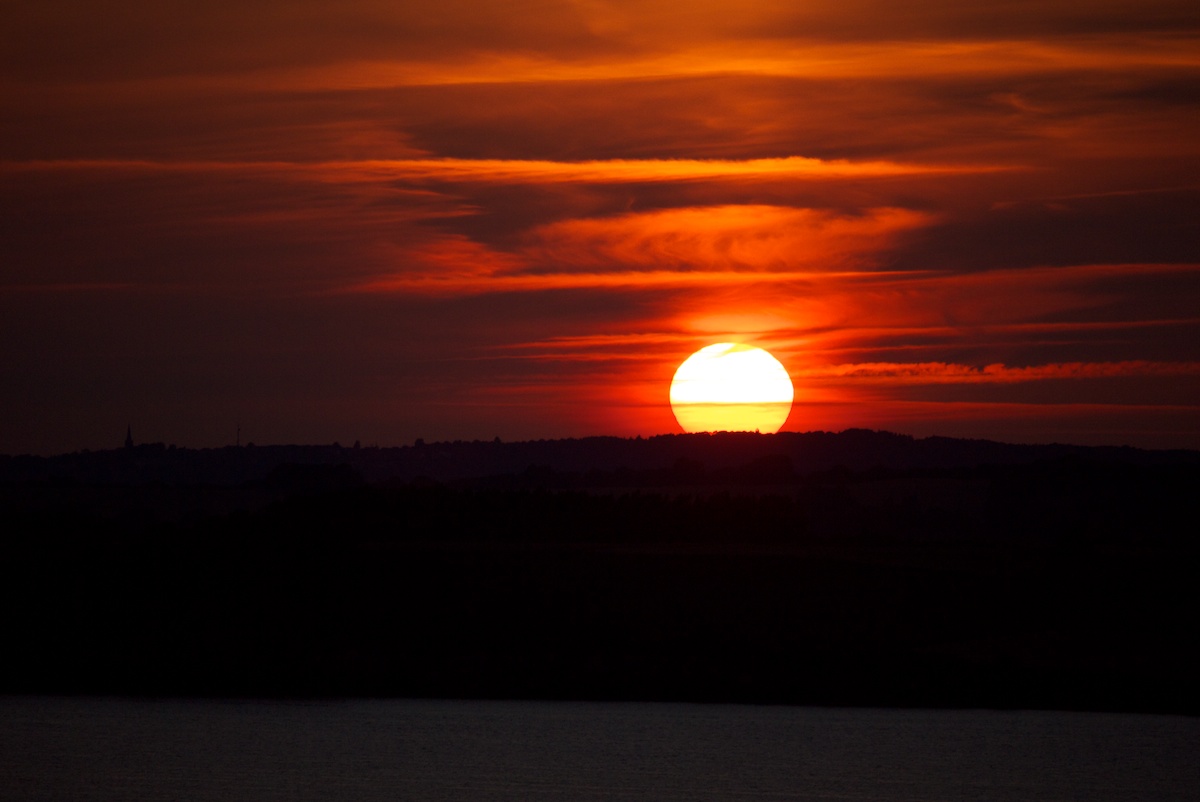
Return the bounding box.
[1,697,1195,801]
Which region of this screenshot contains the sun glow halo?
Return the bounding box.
[670,343,794,433]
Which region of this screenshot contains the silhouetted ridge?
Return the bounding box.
[1,430,1196,712]
[1,430,1194,485]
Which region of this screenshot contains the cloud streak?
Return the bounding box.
[3,154,985,182]
[801,360,1200,383]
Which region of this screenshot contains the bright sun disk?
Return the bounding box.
[670,343,794,433]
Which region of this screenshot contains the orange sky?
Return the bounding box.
[3,1,1199,452]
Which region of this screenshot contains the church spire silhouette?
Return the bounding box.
[124,424,133,450]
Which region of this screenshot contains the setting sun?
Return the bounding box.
[670,343,794,433]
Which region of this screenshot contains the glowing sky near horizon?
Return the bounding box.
[2,1,1199,453]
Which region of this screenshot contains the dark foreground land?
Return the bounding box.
[2,431,1197,713]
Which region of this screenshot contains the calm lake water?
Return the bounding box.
[1,697,1195,801]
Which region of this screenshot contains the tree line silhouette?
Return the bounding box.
[1,432,1196,712]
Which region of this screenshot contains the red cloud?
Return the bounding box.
[521,205,934,274]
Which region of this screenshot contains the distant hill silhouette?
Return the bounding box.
[2,430,1196,712]
[2,429,1196,486]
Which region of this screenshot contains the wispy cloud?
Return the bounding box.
[521,205,935,272]
[3,155,986,181]
[276,35,1200,91]
[800,360,1200,383]
[344,205,936,295]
